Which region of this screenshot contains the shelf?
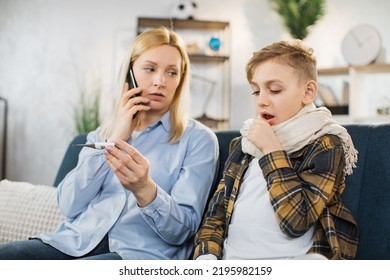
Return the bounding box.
[318,63,390,75]
[326,105,349,115]
[137,17,229,31]
[354,115,390,124]
[195,115,229,131]
[318,63,390,124]
[352,63,390,73]
[189,54,229,63]
[318,66,349,75]
[137,17,231,130]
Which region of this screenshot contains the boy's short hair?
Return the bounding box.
[246,40,317,83]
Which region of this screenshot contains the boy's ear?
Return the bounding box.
[302,80,317,105]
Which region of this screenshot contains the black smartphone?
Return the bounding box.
[129,67,138,90]
[128,67,141,118]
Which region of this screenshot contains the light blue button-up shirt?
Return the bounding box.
[38,113,218,259]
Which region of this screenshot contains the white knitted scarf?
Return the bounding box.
[241,104,358,176]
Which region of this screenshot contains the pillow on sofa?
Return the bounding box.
[0,179,65,244]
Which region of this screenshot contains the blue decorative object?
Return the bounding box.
[209,37,221,51]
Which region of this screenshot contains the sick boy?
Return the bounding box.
[193,40,359,260]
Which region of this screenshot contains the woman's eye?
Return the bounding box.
[270,89,281,94]
[144,67,154,72]
[168,71,177,77]
[252,90,260,96]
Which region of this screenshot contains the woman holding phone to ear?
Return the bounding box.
[0,27,219,260]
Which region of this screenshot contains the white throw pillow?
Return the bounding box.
[0,179,65,244]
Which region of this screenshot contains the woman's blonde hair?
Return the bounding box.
[246,40,317,83]
[100,26,190,143]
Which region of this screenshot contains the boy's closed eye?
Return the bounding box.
[252,89,281,95]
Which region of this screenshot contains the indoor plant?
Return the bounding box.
[270,0,325,39]
[74,81,101,134]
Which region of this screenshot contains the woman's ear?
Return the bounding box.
[302,80,317,105]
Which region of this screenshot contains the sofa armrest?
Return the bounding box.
[53,133,88,187]
[0,179,65,244]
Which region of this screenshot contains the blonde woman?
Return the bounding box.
[0,27,218,260]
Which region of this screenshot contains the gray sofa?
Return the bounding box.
[1,123,390,259]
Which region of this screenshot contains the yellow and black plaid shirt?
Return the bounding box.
[194,134,359,260]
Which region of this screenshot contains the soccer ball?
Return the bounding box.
[170,0,197,20]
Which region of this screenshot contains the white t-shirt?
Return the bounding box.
[222,158,314,260]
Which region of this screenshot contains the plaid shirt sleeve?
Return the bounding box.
[259,134,358,259]
[192,180,227,259]
[259,134,345,237]
[193,138,244,259]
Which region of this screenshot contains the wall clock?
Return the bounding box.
[341,24,382,66]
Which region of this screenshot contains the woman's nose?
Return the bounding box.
[153,72,165,87]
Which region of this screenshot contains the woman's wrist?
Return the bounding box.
[134,180,157,207]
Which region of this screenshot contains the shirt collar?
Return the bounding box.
[148,111,171,133]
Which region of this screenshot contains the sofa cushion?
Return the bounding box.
[214,130,241,186]
[342,124,372,218]
[0,179,65,244]
[353,124,390,259]
[53,133,87,187]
